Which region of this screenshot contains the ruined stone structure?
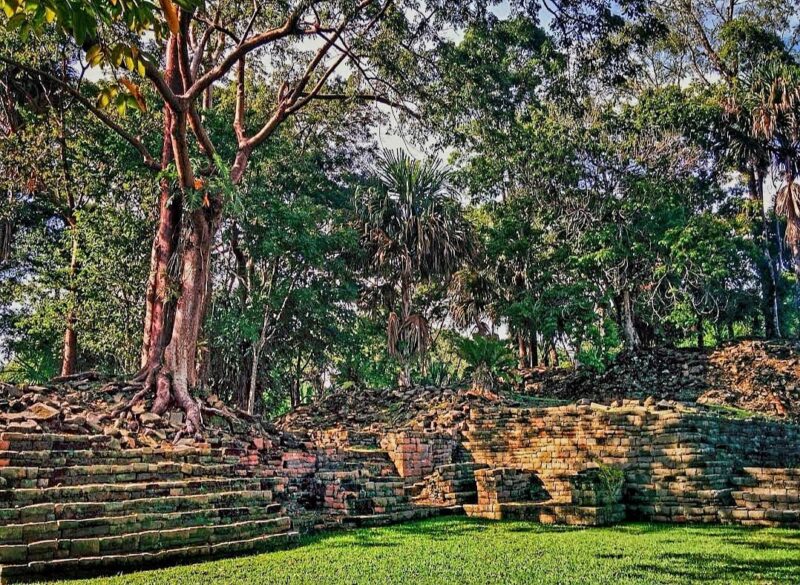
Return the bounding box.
[2,397,800,582]
[460,401,800,524]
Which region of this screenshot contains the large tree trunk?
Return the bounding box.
[140,133,182,370]
[141,36,183,372]
[134,35,213,439]
[153,206,221,436]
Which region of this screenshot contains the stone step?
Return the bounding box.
[741,467,800,479]
[723,506,800,525]
[414,490,477,504]
[732,478,800,490]
[0,448,245,468]
[0,433,115,452]
[0,477,276,507]
[0,462,241,489]
[732,487,800,499]
[0,516,293,565]
[0,504,284,544]
[0,489,274,524]
[337,505,459,528]
[464,501,626,525]
[0,432,250,456]
[731,490,800,509]
[0,530,299,583]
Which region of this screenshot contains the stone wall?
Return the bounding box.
[462,401,800,523]
[380,431,457,484]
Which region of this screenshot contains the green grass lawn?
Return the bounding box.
[33,517,800,585]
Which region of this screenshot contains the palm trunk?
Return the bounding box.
[751,168,782,338]
[517,332,527,369]
[60,222,79,376]
[290,351,303,409]
[697,313,704,349]
[398,272,413,387]
[247,344,261,415]
[528,330,538,367]
[0,192,11,264]
[621,289,641,350]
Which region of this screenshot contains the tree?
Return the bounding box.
[0,0,510,436]
[356,150,474,386]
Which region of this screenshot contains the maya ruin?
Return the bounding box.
[2,0,800,583]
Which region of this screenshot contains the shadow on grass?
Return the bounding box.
[627,551,800,583]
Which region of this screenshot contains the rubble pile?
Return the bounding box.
[523,339,800,420]
[278,384,514,434]
[0,373,275,450]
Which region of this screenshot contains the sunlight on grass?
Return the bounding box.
[32,517,800,585]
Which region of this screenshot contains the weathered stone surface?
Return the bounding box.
[138,413,161,425]
[24,404,60,422]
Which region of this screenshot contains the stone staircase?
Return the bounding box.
[724,467,800,527]
[0,432,298,583]
[314,435,458,527]
[317,444,417,527]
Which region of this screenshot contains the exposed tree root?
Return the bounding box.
[109,364,203,443]
[50,370,103,383]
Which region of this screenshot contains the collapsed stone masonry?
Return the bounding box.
[2,389,800,583]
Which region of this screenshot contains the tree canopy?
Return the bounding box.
[2,0,800,420]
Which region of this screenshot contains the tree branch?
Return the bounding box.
[234,57,246,143]
[143,59,184,112]
[295,92,419,118]
[0,56,159,170]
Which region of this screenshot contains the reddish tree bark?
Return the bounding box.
[140,36,183,373]
[59,99,78,377]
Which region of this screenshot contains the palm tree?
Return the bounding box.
[721,64,785,337]
[356,150,475,386]
[746,60,800,281]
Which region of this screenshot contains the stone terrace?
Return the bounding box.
[0,432,297,583]
[460,400,800,525]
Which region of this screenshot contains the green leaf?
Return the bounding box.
[6,11,24,28]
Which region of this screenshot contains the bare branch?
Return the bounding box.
[234,57,246,143]
[297,92,419,118]
[185,1,314,102]
[190,6,222,79]
[189,104,216,161]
